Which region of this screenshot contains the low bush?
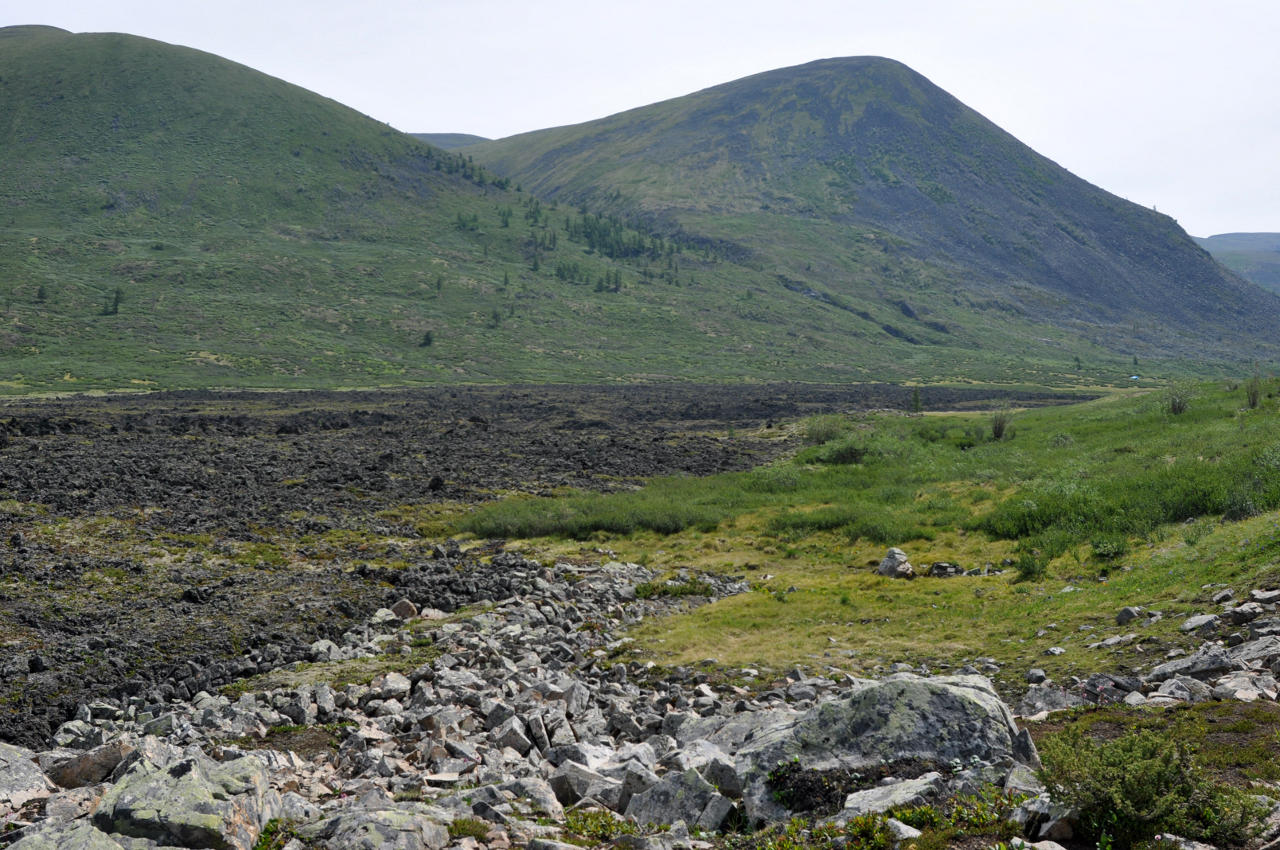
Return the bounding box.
[447,818,491,840]
[802,414,851,445]
[1038,727,1267,849]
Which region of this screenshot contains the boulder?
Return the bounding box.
[1116,606,1144,625]
[877,548,915,580]
[548,761,618,806]
[735,675,1035,823]
[46,740,135,789]
[833,772,941,821]
[7,821,125,850]
[93,750,276,850]
[624,768,734,831]
[297,806,449,850]
[0,742,56,814]
[1146,647,1240,682]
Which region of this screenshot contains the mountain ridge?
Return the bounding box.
[466,56,1280,352]
[1195,233,1280,294]
[0,31,1275,393]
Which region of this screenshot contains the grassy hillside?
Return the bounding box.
[1196,232,1280,294]
[467,57,1280,369]
[0,31,1271,393]
[410,133,491,149]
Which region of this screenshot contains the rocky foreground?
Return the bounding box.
[0,553,1068,850]
[9,553,1280,850]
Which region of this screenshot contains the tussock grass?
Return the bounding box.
[463,381,1280,683]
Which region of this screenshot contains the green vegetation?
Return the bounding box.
[0,28,1270,393]
[253,819,300,850]
[463,381,1280,682]
[1196,232,1280,295]
[447,817,493,840]
[468,57,1280,377]
[1039,725,1266,848]
[562,809,641,844]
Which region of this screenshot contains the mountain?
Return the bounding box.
[465,57,1280,369]
[0,32,1273,394]
[1195,233,1280,295]
[411,133,490,149]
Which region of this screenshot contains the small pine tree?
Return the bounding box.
[419,331,433,348]
[910,387,922,414]
[35,284,47,303]
[102,287,122,316]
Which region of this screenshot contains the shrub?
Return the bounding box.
[448,818,491,840]
[1090,533,1129,560]
[1246,373,1263,409]
[810,437,867,465]
[563,809,639,842]
[990,405,1012,441]
[1164,381,1194,415]
[1038,727,1267,849]
[634,577,713,599]
[1014,552,1047,582]
[802,414,850,445]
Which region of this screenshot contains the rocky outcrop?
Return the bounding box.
[1,555,1045,849]
[734,674,1038,823]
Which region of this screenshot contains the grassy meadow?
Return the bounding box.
[459,379,1280,692]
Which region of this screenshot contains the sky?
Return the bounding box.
[3,0,1278,237]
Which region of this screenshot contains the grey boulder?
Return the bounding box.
[0,742,56,814]
[93,751,276,850]
[624,768,734,831]
[735,675,1035,823]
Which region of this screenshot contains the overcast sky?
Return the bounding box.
[4,0,1277,236]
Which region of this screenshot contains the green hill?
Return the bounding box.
[466,57,1280,370]
[0,32,1273,393]
[410,133,491,150]
[1195,233,1280,295]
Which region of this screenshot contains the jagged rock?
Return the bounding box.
[7,821,126,850]
[1179,614,1219,633]
[876,548,915,580]
[624,768,734,830]
[309,639,341,662]
[93,750,276,850]
[491,717,533,756]
[1016,683,1085,717]
[46,739,135,789]
[0,742,56,814]
[735,675,1034,823]
[1116,606,1144,625]
[391,598,419,620]
[52,719,103,749]
[1155,676,1214,703]
[369,671,412,701]
[833,772,941,820]
[1228,602,1266,625]
[548,761,618,806]
[500,777,564,820]
[1146,646,1240,682]
[925,562,964,578]
[1251,589,1280,604]
[297,806,449,850]
[43,785,107,822]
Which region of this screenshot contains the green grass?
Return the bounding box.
[459,382,1280,683]
[0,27,1258,394]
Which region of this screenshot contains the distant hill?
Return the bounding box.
[1195,233,1280,294]
[466,57,1280,369]
[0,32,1273,393]
[410,133,490,149]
